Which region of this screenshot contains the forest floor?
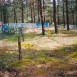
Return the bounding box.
[0,28,77,77]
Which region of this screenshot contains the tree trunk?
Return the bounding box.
[76,0,77,28]
[13,1,17,23]
[14,8,17,23]
[43,0,45,22]
[0,10,2,21]
[33,1,35,23]
[37,0,40,22]
[57,0,60,25]
[39,0,45,35]
[26,1,29,18]
[21,0,24,23]
[3,5,7,23]
[30,2,33,23]
[72,12,75,26]
[65,0,69,30]
[53,0,58,34]
[63,0,65,28]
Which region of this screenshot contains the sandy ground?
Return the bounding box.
[23,36,77,50]
[0,35,77,51]
[0,27,77,50]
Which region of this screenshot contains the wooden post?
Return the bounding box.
[18,35,22,60]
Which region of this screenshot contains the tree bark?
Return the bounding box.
[57,0,60,25]
[76,0,77,28]
[30,2,33,23]
[13,0,17,23]
[63,0,65,28]
[21,0,24,23]
[65,0,69,30]
[3,5,7,23]
[33,1,35,23]
[39,0,45,35]
[53,0,58,33]
[43,0,45,22]
[37,0,40,22]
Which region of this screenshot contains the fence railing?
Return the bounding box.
[3,22,49,28]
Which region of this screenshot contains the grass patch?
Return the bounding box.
[2,29,77,42]
[54,47,71,57]
[2,32,41,42]
[22,50,61,64]
[0,51,19,71]
[68,52,77,60]
[4,34,18,42]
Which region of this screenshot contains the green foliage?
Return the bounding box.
[0,51,18,71]
[5,34,18,41]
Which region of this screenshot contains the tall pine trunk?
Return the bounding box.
[65,0,69,30]
[21,0,24,23]
[30,2,33,23]
[63,0,65,28]
[33,1,35,23]
[39,0,45,35]
[43,0,45,22]
[76,0,77,28]
[14,7,17,23]
[3,5,7,23]
[0,10,2,21]
[13,0,17,23]
[53,0,58,33]
[57,0,60,25]
[37,0,40,22]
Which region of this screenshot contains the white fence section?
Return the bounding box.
[6,23,37,29]
[65,25,77,29]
